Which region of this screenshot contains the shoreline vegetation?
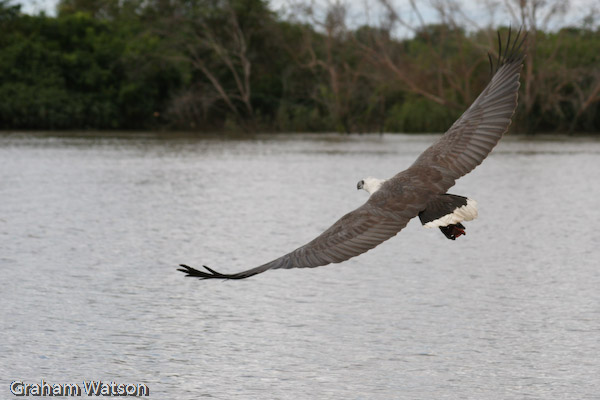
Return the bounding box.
[0,0,599,134]
[3,131,600,142]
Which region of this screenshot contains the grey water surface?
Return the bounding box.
[1,132,599,399]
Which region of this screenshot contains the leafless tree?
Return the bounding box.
[503,0,568,129]
[360,0,489,112]
[156,0,256,130]
[569,62,600,132]
[189,2,254,128]
[286,1,368,132]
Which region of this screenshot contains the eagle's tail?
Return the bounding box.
[419,194,478,240]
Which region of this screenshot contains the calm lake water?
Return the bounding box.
[1,132,599,399]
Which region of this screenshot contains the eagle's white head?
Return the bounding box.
[357,177,387,195]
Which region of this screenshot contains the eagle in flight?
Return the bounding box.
[178,28,526,280]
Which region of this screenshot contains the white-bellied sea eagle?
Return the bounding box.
[178,28,526,280]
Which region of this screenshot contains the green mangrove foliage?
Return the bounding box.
[0,0,598,133]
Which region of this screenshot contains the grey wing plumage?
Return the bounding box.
[179,194,421,279]
[409,28,526,192]
[178,29,526,281]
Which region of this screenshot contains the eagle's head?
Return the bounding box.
[357,177,386,194]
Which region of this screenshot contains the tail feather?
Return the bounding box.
[419,194,477,240]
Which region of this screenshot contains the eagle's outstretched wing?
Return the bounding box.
[179,181,429,279]
[409,28,525,193]
[179,28,526,280]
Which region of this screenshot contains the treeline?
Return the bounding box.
[0,0,599,133]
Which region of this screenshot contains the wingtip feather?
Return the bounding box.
[177,263,253,280]
[489,26,527,75]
